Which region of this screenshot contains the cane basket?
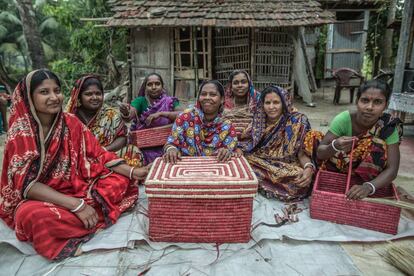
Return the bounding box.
[310,141,401,234]
[129,124,172,149]
[145,156,258,243]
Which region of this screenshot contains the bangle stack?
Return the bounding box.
[363,182,376,196]
[331,139,341,152]
[70,199,85,213]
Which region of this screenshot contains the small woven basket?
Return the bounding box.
[231,118,251,137]
[145,156,258,243]
[129,124,172,149]
[310,140,401,234]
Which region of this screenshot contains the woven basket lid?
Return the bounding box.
[145,156,258,199]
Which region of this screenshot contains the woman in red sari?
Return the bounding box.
[0,69,148,260]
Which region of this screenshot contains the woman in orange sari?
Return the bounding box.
[0,69,148,260]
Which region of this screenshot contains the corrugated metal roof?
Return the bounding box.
[107,0,335,27]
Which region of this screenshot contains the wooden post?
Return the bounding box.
[361,11,370,73]
[299,26,317,92]
[410,21,414,68]
[293,28,313,104]
[251,28,256,80]
[170,28,175,96]
[325,24,334,78]
[193,27,199,96]
[393,0,414,93]
[127,28,133,103]
[208,27,212,79]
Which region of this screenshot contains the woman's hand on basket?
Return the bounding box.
[163,147,181,164]
[333,136,357,153]
[233,148,243,158]
[346,184,371,200]
[216,148,232,162]
[145,112,162,126]
[294,167,314,188]
[74,203,99,229]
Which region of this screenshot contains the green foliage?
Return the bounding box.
[0,0,127,89]
[50,58,99,98]
[315,25,327,80]
[366,0,404,72]
[42,0,127,88]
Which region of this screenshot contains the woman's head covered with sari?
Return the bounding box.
[196,79,225,115]
[1,69,65,226]
[224,70,259,110]
[165,79,237,156]
[241,85,309,154]
[66,75,103,114]
[138,72,166,98]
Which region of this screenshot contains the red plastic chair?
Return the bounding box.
[331,68,364,105]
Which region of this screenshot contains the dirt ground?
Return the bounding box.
[0,86,413,275]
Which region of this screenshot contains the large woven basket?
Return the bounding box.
[145,156,258,243]
[129,124,172,149]
[310,141,401,234]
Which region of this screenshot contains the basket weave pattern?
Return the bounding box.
[129,124,172,148]
[145,156,258,243]
[231,118,251,138]
[310,142,401,234]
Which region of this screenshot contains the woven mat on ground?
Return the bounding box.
[1,189,414,257]
[0,238,360,275]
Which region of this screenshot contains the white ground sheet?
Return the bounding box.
[1,191,413,275]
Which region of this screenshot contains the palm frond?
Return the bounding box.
[42,42,55,60]
[0,42,19,54]
[0,11,21,26]
[0,25,8,40]
[40,17,60,33]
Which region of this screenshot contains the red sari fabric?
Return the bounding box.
[0,70,138,260]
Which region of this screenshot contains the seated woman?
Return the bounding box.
[67,76,127,151]
[317,80,401,200]
[66,75,143,167]
[222,70,260,135]
[237,86,315,201]
[0,69,148,260]
[120,73,181,164]
[163,80,238,164]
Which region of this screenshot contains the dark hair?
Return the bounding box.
[143,73,164,88]
[260,86,288,113]
[80,77,103,96]
[30,69,61,94]
[228,70,249,85]
[357,79,391,102]
[198,80,225,98]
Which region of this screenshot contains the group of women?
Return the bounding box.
[0,68,402,260]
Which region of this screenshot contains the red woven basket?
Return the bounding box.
[310,140,401,234]
[145,156,258,243]
[231,118,251,138]
[129,124,172,149]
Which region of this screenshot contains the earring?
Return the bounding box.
[77,101,81,107]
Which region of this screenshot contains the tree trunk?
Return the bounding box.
[15,0,46,69]
[381,0,398,69]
